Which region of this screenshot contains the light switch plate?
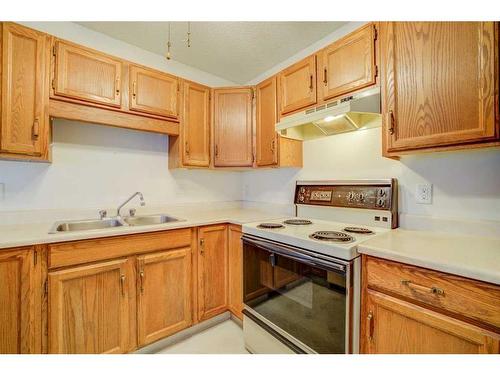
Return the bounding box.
[416,184,432,204]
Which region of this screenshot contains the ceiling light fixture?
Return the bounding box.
[165,22,192,61]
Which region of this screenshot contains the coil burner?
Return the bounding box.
[283,219,313,225]
[309,231,354,242]
[257,223,285,229]
[343,227,374,235]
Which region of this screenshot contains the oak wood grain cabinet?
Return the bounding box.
[361,256,500,354]
[319,23,377,102]
[380,22,499,156]
[169,80,211,168]
[213,87,253,167]
[197,224,229,321]
[0,22,50,161]
[228,224,243,320]
[129,65,179,119]
[278,55,317,115]
[136,247,192,347]
[0,246,43,354]
[48,257,136,354]
[52,40,123,108]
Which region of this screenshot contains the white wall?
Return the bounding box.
[0,22,241,212]
[242,127,500,223]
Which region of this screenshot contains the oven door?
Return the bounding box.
[242,234,352,354]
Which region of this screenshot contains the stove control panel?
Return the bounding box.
[295,181,396,211]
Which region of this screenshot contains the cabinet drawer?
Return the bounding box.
[49,228,191,268]
[365,256,500,329]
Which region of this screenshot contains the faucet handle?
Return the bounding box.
[129,208,136,217]
[98,210,107,219]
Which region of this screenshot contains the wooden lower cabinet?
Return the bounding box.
[137,247,192,346]
[48,258,136,354]
[228,225,243,320]
[197,224,228,321]
[0,246,41,353]
[363,290,500,354]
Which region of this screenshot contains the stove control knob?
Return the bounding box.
[298,195,305,202]
[300,187,306,194]
[376,198,385,207]
[359,193,365,203]
[348,192,355,202]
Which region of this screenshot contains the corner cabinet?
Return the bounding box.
[256,76,278,166]
[278,55,317,115]
[197,225,228,321]
[1,22,50,161]
[318,22,377,102]
[380,22,499,156]
[213,87,253,167]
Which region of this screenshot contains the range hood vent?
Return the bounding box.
[276,87,382,141]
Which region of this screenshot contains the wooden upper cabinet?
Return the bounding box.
[182,81,210,166]
[256,76,278,166]
[1,23,49,158]
[53,40,122,107]
[319,23,377,102]
[48,258,135,354]
[197,225,228,321]
[0,247,38,354]
[213,87,253,167]
[363,290,500,354]
[278,55,316,115]
[136,248,192,347]
[129,65,179,119]
[381,22,499,154]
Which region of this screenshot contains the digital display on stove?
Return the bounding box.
[310,190,332,201]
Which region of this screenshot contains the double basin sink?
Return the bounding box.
[49,214,183,234]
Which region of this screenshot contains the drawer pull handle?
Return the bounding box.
[139,270,145,294]
[120,274,126,297]
[401,279,444,296]
[367,312,374,341]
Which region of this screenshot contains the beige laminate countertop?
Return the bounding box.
[0,207,286,250]
[358,228,500,285]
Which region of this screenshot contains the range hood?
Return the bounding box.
[276,87,382,141]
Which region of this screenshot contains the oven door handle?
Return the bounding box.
[242,235,346,273]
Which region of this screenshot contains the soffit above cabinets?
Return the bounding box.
[76,21,348,84]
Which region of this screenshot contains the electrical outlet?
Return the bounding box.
[416,184,432,204]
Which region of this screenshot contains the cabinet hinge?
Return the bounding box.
[52,45,56,56]
[251,89,255,100]
[373,25,378,41]
[33,250,38,266]
[375,65,379,78]
[51,79,55,90]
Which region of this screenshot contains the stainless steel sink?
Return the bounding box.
[49,218,125,233]
[124,214,181,226]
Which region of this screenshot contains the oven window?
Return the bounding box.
[243,243,347,354]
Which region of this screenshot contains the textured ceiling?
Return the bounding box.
[76,22,347,84]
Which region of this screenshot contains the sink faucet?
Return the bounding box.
[117,192,145,217]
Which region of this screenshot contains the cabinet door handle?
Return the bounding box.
[323,68,328,85]
[270,139,275,152]
[309,74,313,91]
[401,279,445,295]
[139,270,145,294]
[367,312,374,341]
[132,81,137,99]
[200,238,205,255]
[120,274,126,297]
[387,110,395,135]
[32,118,40,139]
[115,77,120,95]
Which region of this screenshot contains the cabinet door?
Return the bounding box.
[213,88,253,167]
[48,258,135,354]
[53,40,122,107]
[228,225,243,319]
[256,76,278,166]
[0,247,38,353]
[363,290,500,354]
[197,225,228,321]
[136,248,192,347]
[320,23,377,101]
[1,23,49,157]
[129,65,179,119]
[381,22,498,153]
[278,55,316,115]
[182,81,210,166]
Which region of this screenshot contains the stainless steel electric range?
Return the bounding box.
[241,179,398,354]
